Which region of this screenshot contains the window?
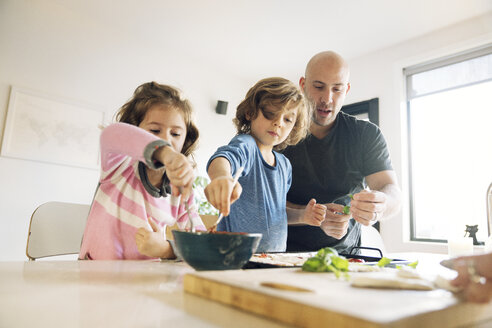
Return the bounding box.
[405,45,492,244]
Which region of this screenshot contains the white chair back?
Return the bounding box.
[26,201,90,261]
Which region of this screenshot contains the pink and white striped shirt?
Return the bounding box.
[79,123,205,260]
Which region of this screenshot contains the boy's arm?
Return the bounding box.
[205,157,242,216]
[286,200,326,226]
[208,157,233,180]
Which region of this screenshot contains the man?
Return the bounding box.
[283,51,401,254]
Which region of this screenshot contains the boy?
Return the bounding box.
[205,77,325,252]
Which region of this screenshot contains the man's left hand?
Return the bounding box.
[350,189,386,226]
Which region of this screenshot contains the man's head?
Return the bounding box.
[300,51,350,129]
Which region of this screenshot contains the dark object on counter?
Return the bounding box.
[244,246,410,269]
[172,230,262,271]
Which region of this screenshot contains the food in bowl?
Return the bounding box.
[172,230,262,271]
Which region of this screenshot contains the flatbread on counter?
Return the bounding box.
[350,268,458,291]
[250,252,381,272]
[250,252,317,267]
[351,271,435,290]
[348,263,381,272]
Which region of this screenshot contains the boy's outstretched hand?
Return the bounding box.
[302,198,326,226]
[205,176,243,217]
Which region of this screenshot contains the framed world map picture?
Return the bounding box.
[0,86,104,170]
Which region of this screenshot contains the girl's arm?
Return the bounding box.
[136,217,175,259]
[153,144,194,201]
[100,123,171,171]
[101,123,193,200]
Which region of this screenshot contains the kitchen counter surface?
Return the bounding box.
[1,253,491,328]
[0,260,285,328]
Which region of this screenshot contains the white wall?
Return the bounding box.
[1,1,491,261]
[0,1,247,261]
[345,12,492,254]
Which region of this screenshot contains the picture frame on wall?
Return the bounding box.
[0,86,104,170]
[341,97,379,125]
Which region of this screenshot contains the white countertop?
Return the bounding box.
[0,260,286,328]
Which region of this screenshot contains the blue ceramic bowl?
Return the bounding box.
[172,230,262,271]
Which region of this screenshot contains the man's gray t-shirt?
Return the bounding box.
[282,112,393,254]
[207,134,292,252]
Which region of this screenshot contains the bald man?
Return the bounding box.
[283,51,401,254]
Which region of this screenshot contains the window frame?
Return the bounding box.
[404,44,492,243]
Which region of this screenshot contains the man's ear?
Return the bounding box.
[299,77,306,91]
[345,82,351,94]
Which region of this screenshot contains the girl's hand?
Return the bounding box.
[135,217,174,259]
[302,199,326,226]
[204,176,242,216]
[158,146,194,201]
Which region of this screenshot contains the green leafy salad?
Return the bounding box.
[302,247,350,278]
[302,247,419,278]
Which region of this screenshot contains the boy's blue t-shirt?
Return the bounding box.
[206,134,292,252]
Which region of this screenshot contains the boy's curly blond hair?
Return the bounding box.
[233,77,311,150]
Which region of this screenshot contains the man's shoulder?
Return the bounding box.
[280,137,308,158]
[339,111,376,128]
[338,112,381,139]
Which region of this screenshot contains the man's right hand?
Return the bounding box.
[320,203,351,239]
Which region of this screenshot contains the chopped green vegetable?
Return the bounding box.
[407,260,418,269]
[302,257,326,272]
[395,260,419,270]
[317,247,338,258]
[377,257,393,267]
[341,194,354,215]
[332,256,349,271]
[302,247,349,279]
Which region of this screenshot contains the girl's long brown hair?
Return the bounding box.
[116,81,199,157]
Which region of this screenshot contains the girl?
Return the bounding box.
[79,82,205,260]
[205,77,318,252]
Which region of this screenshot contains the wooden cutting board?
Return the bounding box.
[183,268,492,328]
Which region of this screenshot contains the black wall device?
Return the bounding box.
[215,100,228,115]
